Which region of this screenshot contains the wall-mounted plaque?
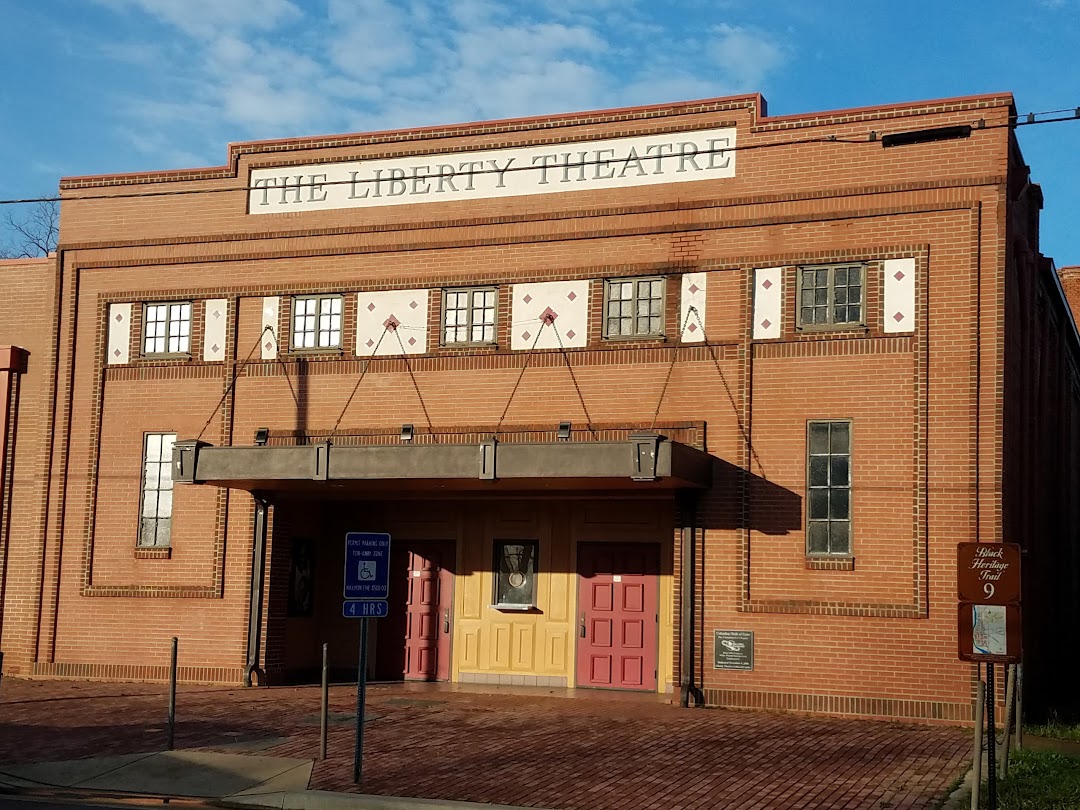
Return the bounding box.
[714,630,754,671]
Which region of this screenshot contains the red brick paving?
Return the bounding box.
[0,678,971,809]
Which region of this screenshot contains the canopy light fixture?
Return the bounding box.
[881,125,972,148]
[400,424,414,443]
[253,427,270,446]
[557,421,572,440]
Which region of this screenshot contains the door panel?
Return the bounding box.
[377,539,454,681]
[576,542,660,691]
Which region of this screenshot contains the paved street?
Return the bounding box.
[0,678,971,809]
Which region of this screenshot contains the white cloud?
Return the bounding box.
[708,24,787,91]
[89,1,791,169]
[93,0,303,39]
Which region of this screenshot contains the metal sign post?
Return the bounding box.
[343,531,391,786]
[956,542,1022,810]
[354,617,369,785]
[986,663,996,810]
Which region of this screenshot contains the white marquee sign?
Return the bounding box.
[248,127,736,214]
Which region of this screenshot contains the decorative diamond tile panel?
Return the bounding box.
[107,303,131,365]
[357,289,429,356]
[261,297,279,360]
[753,268,782,340]
[681,272,707,343]
[511,281,588,350]
[204,299,228,362]
[883,257,916,334]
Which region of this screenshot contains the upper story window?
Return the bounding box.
[138,432,176,548]
[604,277,665,338]
[143,302,191,355]
[443,287,496,345]
[292,294,342,350]
[798,264,864,328]
[806,420,851,556]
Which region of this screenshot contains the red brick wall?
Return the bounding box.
[10,93,1073,720]
[0,257,56,675]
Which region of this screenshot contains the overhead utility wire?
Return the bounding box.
[1,107,1075,208]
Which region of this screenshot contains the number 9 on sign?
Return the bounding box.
[984,582,995,599]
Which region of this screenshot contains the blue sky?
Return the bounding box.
[1,0,1078,262]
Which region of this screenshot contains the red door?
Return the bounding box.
[378,540,454,681]
[576,543,660,691]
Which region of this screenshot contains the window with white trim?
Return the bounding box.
[138,432,176,548]
[292,295,342,349]
[806,420,852,555]
[143,302,192,355]
[603,277,665,338]
[797,264,865,328]
[443,287,496,345]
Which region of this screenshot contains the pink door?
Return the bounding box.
[576,543,660,691]
[378,540,454,681]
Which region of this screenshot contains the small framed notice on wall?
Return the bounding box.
[714,630,754,671]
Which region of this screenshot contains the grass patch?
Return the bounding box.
[980,748,1080,809]
[1026,716,1080,743]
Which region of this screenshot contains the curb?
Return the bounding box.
[937,764,974,810]
[219,790,543,810]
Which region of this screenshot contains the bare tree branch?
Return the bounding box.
[0,199,59,258]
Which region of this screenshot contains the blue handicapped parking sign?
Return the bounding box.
[343,532,391,600]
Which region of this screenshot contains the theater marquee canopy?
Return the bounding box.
[172,435,713,494]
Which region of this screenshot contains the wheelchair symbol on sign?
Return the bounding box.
[358,560,377,580]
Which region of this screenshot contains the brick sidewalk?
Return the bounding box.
[0,678,971,810]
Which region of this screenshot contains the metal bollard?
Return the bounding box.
[167,637,178,750]
[320,643,329,761]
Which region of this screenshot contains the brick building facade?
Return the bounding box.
[0,92,1077,723]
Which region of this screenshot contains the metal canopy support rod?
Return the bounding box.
[244,494,270,687]
[679,490,699,708]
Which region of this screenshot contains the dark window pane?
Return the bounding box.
[809,456,828,486]
[809,423,830,454]
[816,269,828,287]
[830,488,850,519]
[808,523,829,553]
[801,307,814,324]
[831,456,850,486]
[830,521,850,554]
[835,267,847,285]
[830,422,850,453]
[802,270,815,287]
[834,288,847,305]
[495,541,537,605]
[809,490,829,519]
[815,288,827,305]
[801,290,815,307]
[850,286,862,303]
